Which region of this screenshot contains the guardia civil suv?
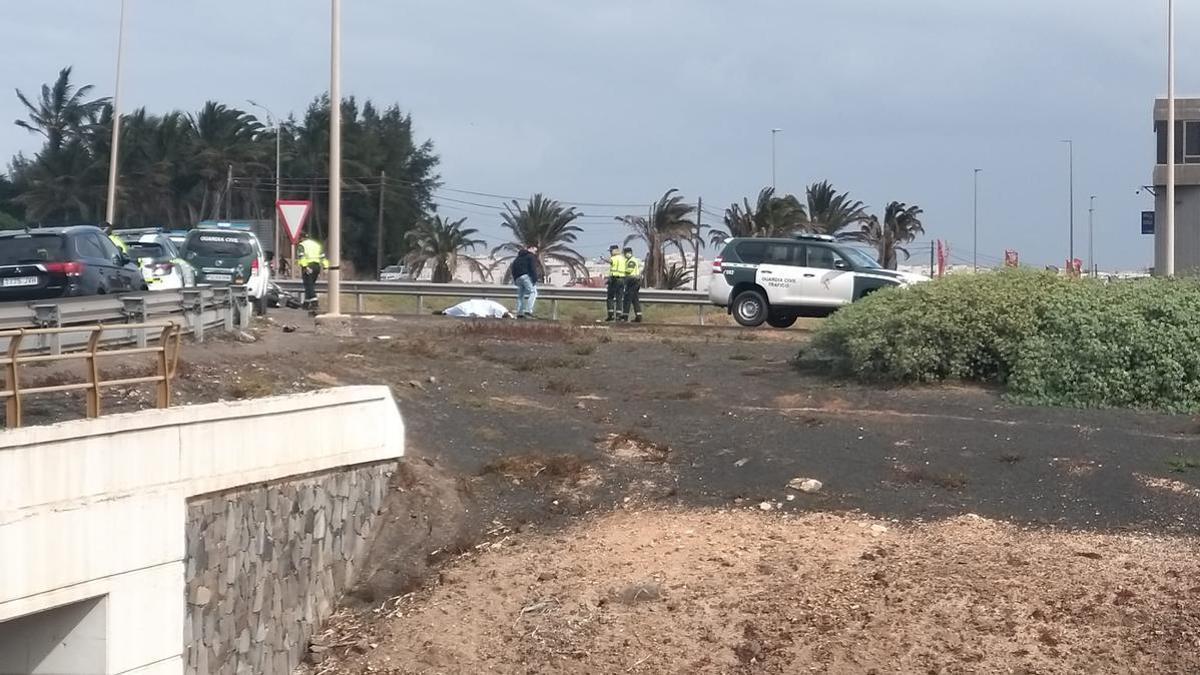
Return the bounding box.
[709,234,928,328]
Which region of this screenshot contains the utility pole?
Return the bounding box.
[376,170,386,274]
[1089,195,1096,277]
[1061,140,1074,268]
[225,164,233,221]
[248,101,282,259]
[973,168,981,272]
[103,0,128,225]
[326,0,344,316]
[1166,0,1176,276]
[770,129,781,190]
[929,241,935,278]
[693,197,702,290]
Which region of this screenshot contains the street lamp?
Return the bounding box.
[327,0,343,316]
[1061,140,1074,269]
[103,0,128,225]
[973,168,982,272]
[1166,0,1176,276]
[771,128,782,190]
[1089,195,1097,277]
[247,99,282,261]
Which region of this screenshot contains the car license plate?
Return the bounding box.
[2,276,38,287]
[207,274,232,282]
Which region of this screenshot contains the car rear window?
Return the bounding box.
[185,233,253,258]
[129,243,166,259]
[0,234,67,264]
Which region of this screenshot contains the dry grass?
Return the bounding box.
[228,371,279,399]
[479,453,591,481]
[544,378,579,395]
[573,343,597,356]
[453,321,577,342]
[892,465,969,491]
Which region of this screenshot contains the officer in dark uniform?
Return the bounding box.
[621,247,643,322]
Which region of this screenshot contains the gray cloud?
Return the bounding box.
[1,0,1192,268]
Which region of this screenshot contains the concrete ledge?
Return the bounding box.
[0,386,405,674]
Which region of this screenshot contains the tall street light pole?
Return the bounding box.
[248,100,281,261]
[771,128,781,190]
[1061,140,1074,270]
[327,0,343,316]
[973,168,982,272]
[1089,195,1097,277]
[1166,0,1176,276]
[103,0,128,225]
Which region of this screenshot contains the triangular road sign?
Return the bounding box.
[277,200,312,245]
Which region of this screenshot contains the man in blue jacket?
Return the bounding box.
[509,245,540,318]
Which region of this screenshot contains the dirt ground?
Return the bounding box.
[311,509,1200,674]
[20,309,1200,672]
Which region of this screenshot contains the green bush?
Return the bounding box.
[805,269,1200,412]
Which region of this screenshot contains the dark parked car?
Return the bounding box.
[0,226,146,301]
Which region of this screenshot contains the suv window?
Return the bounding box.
[735,241,800,265]
[76,234,108,259]
[0,234,66,264]
[806,246,847,270]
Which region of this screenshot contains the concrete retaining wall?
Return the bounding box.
[0,386,404,675]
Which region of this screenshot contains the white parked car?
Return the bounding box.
[709,233,928,328]
[122,232,196,290]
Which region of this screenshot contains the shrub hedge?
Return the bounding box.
[805,270,1200,412]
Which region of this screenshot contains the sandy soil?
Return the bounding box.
[309,508,1200,674]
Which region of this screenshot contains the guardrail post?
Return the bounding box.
[122,297,149,349]
[85,328,102,419]
[5,332,23,428]
[213,287,234,332]
[32,304,61,355]
[181,289,204,342]
[230,286,250,330]
[552,299,559,321]
[697,305,705,326]
[356,292,364,313]
[417,294,424,315]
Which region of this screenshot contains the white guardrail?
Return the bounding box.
[0,286,252,355]
[275,280,715,323]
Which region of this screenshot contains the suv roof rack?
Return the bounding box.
[793,233,836,242]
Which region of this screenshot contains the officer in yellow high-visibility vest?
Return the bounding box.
[605,244,627,322]
[621,247,643,323]
[297,236,329,311]
[102,222,128,254]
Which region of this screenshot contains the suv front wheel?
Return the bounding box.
[732,289,769,327]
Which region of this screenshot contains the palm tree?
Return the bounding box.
[494,194,588,279]
[14,67,109,152]
[806,181,868,236]
[618,189,697,288]
[661,262,693,290]
[845,202,925,269]
[404,215,490,283]
[188,101,264,221]
[708,188,805,245]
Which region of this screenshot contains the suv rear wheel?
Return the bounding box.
[766,313,797,329]
[732,289,769,327]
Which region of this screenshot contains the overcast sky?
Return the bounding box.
[0,0,1193,269]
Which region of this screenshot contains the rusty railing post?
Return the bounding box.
[155,324,174,408]
[5,331,24,428]
[85,328,102,419]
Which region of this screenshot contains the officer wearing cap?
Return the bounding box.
[605,244,627,322]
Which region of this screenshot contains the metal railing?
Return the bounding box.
[276,280,715,323]
[0,322,182,428]
[0,285,250,352]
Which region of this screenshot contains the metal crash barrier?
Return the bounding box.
[0,322,182,428]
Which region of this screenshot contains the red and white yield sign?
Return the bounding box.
[276,200,312,245]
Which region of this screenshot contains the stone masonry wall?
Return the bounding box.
[183,461,396,675]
